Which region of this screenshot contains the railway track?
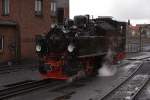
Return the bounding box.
[93,61,149,100]
[0,79,61,99]
[0,64,38,74]
[89,60,144,100]
[133,78,150,100]
[101,74,149,100]
[0,57,149,100]
[0,65,24,74]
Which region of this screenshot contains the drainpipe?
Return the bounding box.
[139,27,143,52]
[15,24,21,64]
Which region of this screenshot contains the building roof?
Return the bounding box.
[130,25,140,30]
[0,20,17,26]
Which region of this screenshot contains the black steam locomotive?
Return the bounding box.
[35,15,127,80]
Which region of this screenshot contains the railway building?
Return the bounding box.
[0,0,69,64]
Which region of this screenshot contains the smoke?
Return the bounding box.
[98,48,117,77]
[67,47,118,82]
[98,63,117,77]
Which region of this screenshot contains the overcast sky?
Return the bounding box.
[70,0,150,25]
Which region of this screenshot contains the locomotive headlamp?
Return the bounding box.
[68,44,75,53]
[51,24,56,28]
[72,25,77,29]
[36,44,42,52]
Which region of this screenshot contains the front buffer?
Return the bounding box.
[38,57,98,80]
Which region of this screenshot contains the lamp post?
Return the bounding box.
[139,27,143,52]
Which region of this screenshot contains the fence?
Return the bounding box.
[126,43,141,53]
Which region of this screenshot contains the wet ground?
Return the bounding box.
[3,61,143,100]
[0,68,42,87]
[134,61,150,100]
[0,52,150,100]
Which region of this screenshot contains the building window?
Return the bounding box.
[51,2,57,16]
[146,31,150,37]
[35,0,43,15]
[2,0,9,16]
[0,35,4,52]
[132,30,136,37]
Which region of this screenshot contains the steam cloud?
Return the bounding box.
[98,48,117,77]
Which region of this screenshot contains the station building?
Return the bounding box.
[0,0,69,63]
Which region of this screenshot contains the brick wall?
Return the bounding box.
[18,0,52,59]
[0,0,69,62]
[0,26,17,63]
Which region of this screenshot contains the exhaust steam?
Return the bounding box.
[98,48,117,77]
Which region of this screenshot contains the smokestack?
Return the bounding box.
[128,19,130,25]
